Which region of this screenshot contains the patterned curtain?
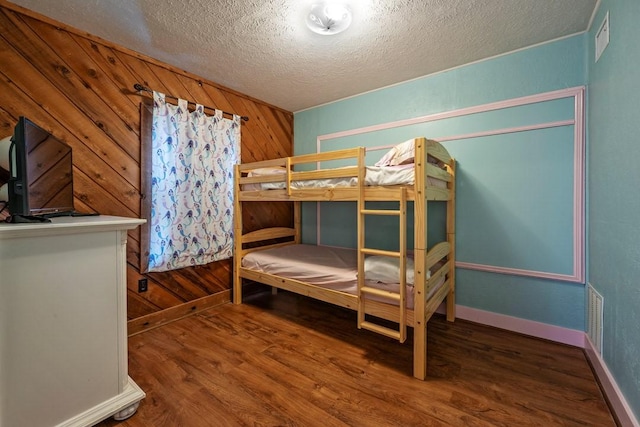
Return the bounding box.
[148,91,240,272]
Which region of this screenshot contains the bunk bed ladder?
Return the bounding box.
[357,187,408,343]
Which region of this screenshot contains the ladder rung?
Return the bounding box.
[361,209,400,216]
[361,248,401,257]
[360,321,401,340]
[361,286,401,300]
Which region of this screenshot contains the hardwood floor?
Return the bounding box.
[98,291,615,426]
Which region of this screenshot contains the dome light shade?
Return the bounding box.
[306,3,352,35]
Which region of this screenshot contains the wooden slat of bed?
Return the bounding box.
[292,166,359,181]
[237,158,287,171]
[241,268,358,310]
[426,187,449,201]
[425,138,452,164]
[240,174,286,185]
[239,266,423,327]
[242,227,296,244]
[288,147,363,165]
[426,162,452,181]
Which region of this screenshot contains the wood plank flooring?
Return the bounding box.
[98,291,615,426]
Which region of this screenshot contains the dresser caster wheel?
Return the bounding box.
[113,401,140,421]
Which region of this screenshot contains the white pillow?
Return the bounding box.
[374,138,415,167]
[364,255,415,285]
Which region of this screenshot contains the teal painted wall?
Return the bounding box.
[295,35,587,330]
[587,0,640,418]
[295,35,585,147]
[303,100,578,275]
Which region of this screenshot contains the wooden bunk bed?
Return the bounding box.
[232,137,456,380]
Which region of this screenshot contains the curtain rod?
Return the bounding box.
[133,83,249,122]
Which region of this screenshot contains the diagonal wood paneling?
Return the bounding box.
[0,0,293,320]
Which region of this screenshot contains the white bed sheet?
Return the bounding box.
[242,244,446,309]
[243,164,446,191]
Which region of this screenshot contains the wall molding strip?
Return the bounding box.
[435,119,575,143]
[316,86,585,142]
[455,261,580,283]
[314,86,586,282]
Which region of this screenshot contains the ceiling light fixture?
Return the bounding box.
[306,3,352,35]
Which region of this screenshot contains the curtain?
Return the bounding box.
[148,91,240,272]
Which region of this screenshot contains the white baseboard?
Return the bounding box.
[438,303,639,426]
[584,336,640,427]
[437,303,584,346]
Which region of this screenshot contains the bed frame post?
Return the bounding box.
[233,164,243,304]
[413,249,428,380]
[294,201,301,244]
[356,147,367,331]
[446,160,456,321]
[413,137,428,380]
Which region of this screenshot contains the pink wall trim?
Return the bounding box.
[316,86,585,142]
[584,337,640,427]
[435,303,585,347]
[435,120,575,143]
[315,86,586,283]
[573,89,586,283]
[456,261,580,283]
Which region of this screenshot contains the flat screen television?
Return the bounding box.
[8,117,75,217]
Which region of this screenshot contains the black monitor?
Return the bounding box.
[8,117,74,217]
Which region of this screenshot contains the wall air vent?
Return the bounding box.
[595,11,610,62]
[587,283,604,354]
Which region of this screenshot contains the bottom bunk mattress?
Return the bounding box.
[241,244,445,309]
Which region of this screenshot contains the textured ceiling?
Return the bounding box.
[9,0,598,112]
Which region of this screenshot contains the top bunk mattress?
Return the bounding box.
[238,138,453,195]
[243,164,446,191]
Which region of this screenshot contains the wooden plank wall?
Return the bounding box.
[0,1,293,322]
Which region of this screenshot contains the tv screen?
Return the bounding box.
[8,117,74,216]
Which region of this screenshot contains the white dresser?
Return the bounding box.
[0,216,146,427]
